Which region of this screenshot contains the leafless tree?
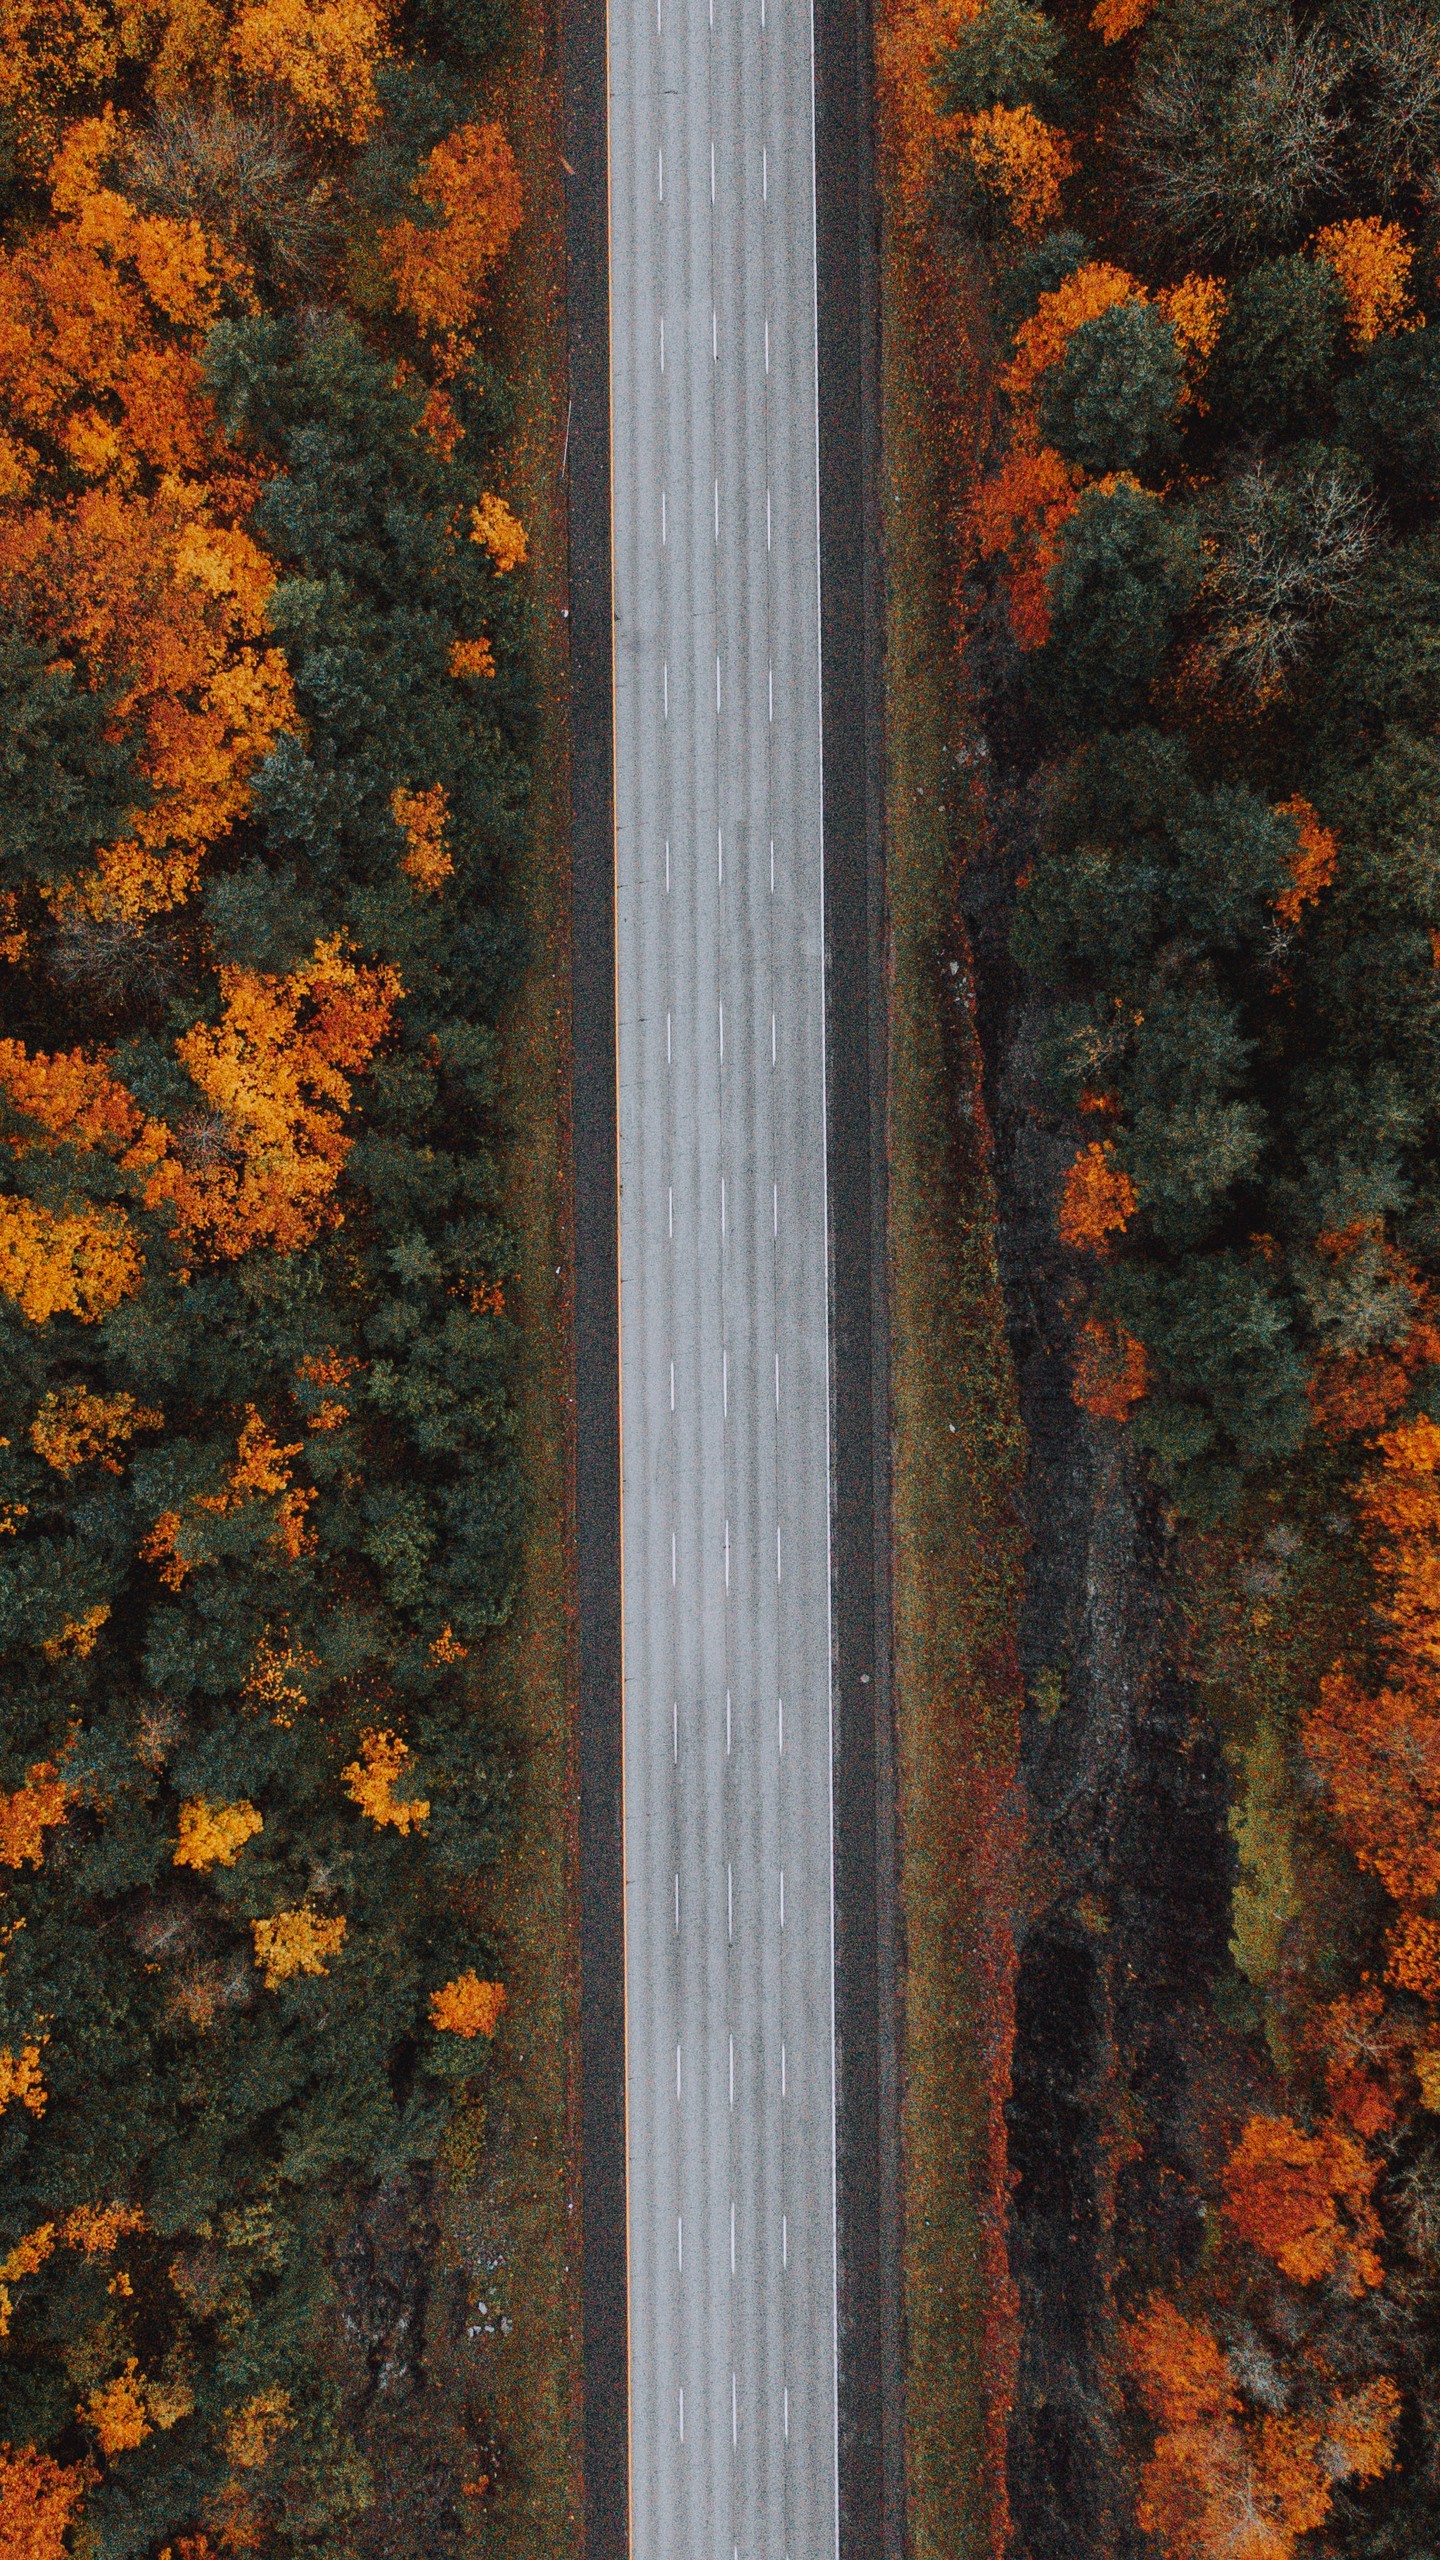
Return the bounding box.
[1202,460,1375,701]
[1350,1,1440,200]
[1129,11,1348,251]
[51,905,177,1011]
[173,1108,245,1174]
[127,98,337,296]
[1391,2149,1440,2272]
[1221,2322,1293,2414]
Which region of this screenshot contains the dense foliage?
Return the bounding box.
[0,0,532,2546]
[878,0,1440,2547]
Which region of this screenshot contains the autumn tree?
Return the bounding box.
[1222,2113,1384,2292]
[1314,215,1415,347]
[430,1971,506,2036]
[969,439,1081,646]
[380,119,522,366]
[1003,258,1141,405]
[1058,1140,1135,1251]
[228,0,393,143]
[0,4,527,2532]
[144,939,402,1258]
[1072,1314,1149,1419]
[0,2445,90,2560]
[0,117,298,922]
[1127,2299,1399,2560]
[1306,1417,1440,1899]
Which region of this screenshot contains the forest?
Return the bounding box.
[0,0,541,2542]
[875,0,1440,2549]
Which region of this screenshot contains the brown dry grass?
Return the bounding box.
[880,192,1028,2560]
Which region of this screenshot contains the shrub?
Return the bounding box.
[995,226,1093,339]
[1335,327,1440,497]
[1209,255,1346,438]
[933,0,1065,112]
[1038,297,1182,474]
[1032,483,1200,728]
[1108,1253,1312,1512]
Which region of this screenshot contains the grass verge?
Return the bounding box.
[429,14,581,2546]
[880,207,1028,2560]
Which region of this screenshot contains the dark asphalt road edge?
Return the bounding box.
[814,0,902,2547]
[564,0,630,2548]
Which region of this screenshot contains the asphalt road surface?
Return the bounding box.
[608,0,839,2537]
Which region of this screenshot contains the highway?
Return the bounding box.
[607,0,839,2532]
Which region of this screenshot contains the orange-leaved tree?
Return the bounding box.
[1127,2298,1399,2560]
[468,490,527,573]
[0,0,120,182]
[1089,0,1154,38]
[1072,1314,1149,1420]
[1306,1415,1440,1899]
[143,940,402,1258]
[29,1384,162,1475]
[1313,217,1415,347]
[1058,1140,1136,1252]
[0,1035,158,1321]
[1002,261,1142,406]
[2,946,399,1284]
[0,1198,142,1324]
[1221,2112,1384,2292]
[341,1729,430,1831]
[0,2443,91,2560]
[1304,1228,1440,1439]
[873,0,982,206]
[0,484,296,920]
[381,121,522,369]
[227,0,392,142]
[0,113,296,920]
[952,102,1074,235]
[969,440,1081,646]
[140,1409,314,1587]
[391,783,453,893]
[1272,796,1337,926]
[0,1763,71,1869]
[430,1972,507,2036]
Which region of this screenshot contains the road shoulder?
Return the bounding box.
[562,0,630,2546]
[813,0,906,2547]
[878,175,1028,2560]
